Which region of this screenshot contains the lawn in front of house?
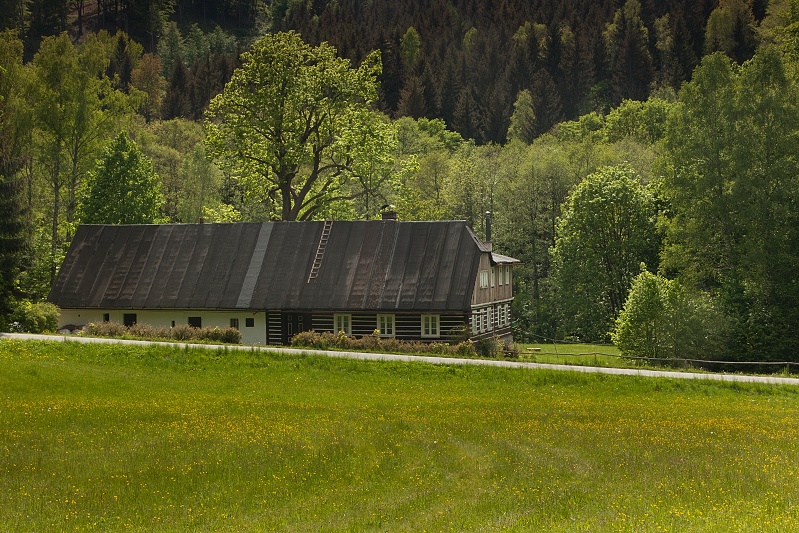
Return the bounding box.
[2,339,799,532]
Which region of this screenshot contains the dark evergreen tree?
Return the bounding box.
[452,86,482,142]
[531,70,563,136]
[605,0,654,103]
[397,75,427,119]
[161,58,193,120]
[0,40,27,326]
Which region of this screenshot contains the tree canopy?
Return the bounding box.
[551,165,659,342]
[79,132,164,224]
[204,31,396,221]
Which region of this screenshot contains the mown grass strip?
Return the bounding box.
[2,339,799,532]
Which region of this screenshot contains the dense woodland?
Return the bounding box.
[1,0,798,363]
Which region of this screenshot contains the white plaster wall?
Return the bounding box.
[59,309,268,345]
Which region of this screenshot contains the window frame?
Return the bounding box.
[245,317,254,328]
[421,314,440,338]
[377,314,395,337]
[188,316,202,328]
[480,270,489,289]
[334,313,352,336]
[230,318,240,330]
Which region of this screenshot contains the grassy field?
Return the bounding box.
[2,339,799,532]
[516,342,632,368]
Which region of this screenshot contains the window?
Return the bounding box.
[188,316,202,328]
[230,318,240,330]
[505,266,511,286]
[123,313,137,327]
[171,321,175,327]
[245,317,254,328]
[491,267,496,287]
[421,314,440,338]
[102,313,110,323]
[482,308,489,332]
[377,314,395,337]
[472,313,479,335]
[334,314,352,336]
[488,307,494,329]
[480,270,489,289]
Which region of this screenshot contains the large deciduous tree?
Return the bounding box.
[551,164,659,342]
[30,32,132,279]
[204,31,395,221]
[80,132,163,224]
[660,48,799,360]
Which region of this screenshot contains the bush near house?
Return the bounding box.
[83,321,242,344]
[10,301,60,333]
[289,329,519,359]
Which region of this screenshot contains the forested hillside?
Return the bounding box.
[277,0,735,143]
[1,0,798,363]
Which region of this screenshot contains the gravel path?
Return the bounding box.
[3,332,799,386]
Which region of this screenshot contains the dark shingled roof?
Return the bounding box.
[49,220,490,312]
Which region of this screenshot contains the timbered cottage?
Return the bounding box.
[49,217,519,345]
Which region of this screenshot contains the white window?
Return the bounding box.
[480,270,489,289]
[488,307,494,329]
[377,314,395,337]
[334,314,352,336]
[421,314,440,338]
[490,267,496,287]
[481,308,488,332]
[472,313,479,335]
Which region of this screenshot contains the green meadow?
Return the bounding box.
[2,340,799,532]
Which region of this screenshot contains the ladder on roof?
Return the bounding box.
[307,220,333,283]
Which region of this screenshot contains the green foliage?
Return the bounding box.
[399,26,421,69]
[705,0,758,63]
[612,270,730,361]
[290,329,478,358]
[83,321,242,344]
[0,30,28,329]
[551,165,659,342]
[507,89,536,144]
[603,97,673,144]
[11,300,60,333]
[659,47,799,360]
[204,31,395,221]
[80,132,164,224]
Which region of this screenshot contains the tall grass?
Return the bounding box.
[2,339,799,532]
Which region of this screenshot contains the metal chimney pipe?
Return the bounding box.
[485,211,492,243]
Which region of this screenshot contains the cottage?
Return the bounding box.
[49,217,519,345]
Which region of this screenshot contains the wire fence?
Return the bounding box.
[520,334,799,375]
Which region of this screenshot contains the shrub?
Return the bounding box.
[474,337,499,357]
[611,271,730,362]
[217,327,242,344]
[290,331,487,358]
[454,340,477,357]
[85,321,127,337]
[13,301,60,333]
[169,324,196,341]
[83,321,242,344]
